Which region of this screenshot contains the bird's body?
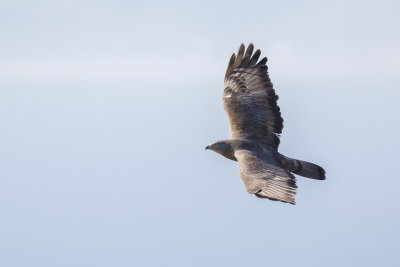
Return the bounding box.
[206,43,325,204]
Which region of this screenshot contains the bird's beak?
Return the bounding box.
[205,145,211,150]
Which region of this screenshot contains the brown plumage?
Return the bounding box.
[224,43,283,150]
[206,43,325,205]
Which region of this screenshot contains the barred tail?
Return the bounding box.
[282,157,326,180]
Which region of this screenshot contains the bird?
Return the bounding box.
[205,43,325,205]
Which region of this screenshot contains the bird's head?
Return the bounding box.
[205,140,236,161]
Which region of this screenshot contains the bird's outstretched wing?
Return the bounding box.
[235,150,297,204]
[223,43,283,150]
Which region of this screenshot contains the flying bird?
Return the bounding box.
[206,43,325,204]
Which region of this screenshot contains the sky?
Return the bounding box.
[1,0,399,266]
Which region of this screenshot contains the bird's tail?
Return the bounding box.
[282,157,326,180]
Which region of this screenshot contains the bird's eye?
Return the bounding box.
[215,143,219,148]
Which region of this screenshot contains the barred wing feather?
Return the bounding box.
[223,43,283,150]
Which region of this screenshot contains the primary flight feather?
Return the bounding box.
[206,43,325,205]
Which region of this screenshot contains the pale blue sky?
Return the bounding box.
[1,1,399,266]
